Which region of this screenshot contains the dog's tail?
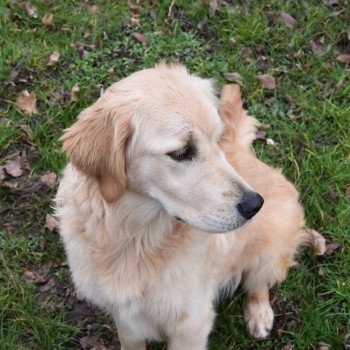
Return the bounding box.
[220,84,259,153]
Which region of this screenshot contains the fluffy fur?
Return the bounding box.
[55,64,311,349]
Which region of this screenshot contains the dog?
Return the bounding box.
[55,63,320,349]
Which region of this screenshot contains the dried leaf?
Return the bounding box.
[198,16,208,30]
[256,130,267,140]
[42,13,53,26]
[323,0,339,5]
[346,185,350,199]
[24,262,52,284]
[40,172,57,189]
[47,51,60,66]
[257,74,276,90]
[45,214,59,232]
[86,5,98,14]
[282,344,293,350]
[131,32,149,44]
[3,180,18,189]
[229,37,236,45]
[210,0,220,14]
[223,72,243,85]
[127,0,144,15]
[336,79,344,89]
[108,67,115,76]
[4,156,23,177]
[304,228,326,255]
[16,90,38,115]
[317,343,331,350]
[325,243,340,256]
[79,336,107,350]
[0,167,5,182]
[70,83,80,101]
[20,124,33,136]
[279,12,297,28]
[23,2,38,18]
[310,40,326,55]
[336,54,350,63]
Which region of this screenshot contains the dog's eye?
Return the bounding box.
[167,143,196,162]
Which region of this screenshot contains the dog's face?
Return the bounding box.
[62,64,263,233]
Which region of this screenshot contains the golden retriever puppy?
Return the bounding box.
[55,64,308,349]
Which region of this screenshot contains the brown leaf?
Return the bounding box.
[336,54,350,63]
[79,336,107,350]
[23,2,38,18]
[47,51,60,66]
[279,12,297,28]
[0,167,6,182]
[42,13,54,26]
[317,343,331,350]
[40,172,57,189]
[3,180,18,189]
[256,130,267,140]
[108,67,115,76]
[127,0,145,15]
[346,185,350,199]
[257,74,276,90]
[86,5,98,14]
[223,72,243,85]
[282,344,293,350]
[304,228,326,255]
[310,40,326,55]
[325,243,340,256]
[229,37,236,45]
[20,124,34,136]
[70,83,80,101]
[131,32,149,44]
[16,90,38,115]
[24,262,52,284]
[4,156,23,177]
[210,0,220,14]
[45,214,59,232]
[336,79,344,89]
[198,16,208,30]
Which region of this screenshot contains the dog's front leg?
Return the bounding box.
[244,286,274,339]
[168,306,215,350]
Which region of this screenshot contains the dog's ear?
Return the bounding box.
[61,103,131,203]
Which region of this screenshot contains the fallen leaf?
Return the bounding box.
[42,13,54,26]
[3,180,18,189]
[257,74,276,89]
[310,40,326,54]
[325,243,340,256]
[282,344,293,350]
[210,0,220,14]
[108,67,115,76]
[20,124,33,136]
[323,0,339,5]
[229,37,236,45]
[16,90,38,115]
[4,156,23,177]
[47,51,60,66]
[256,130,266,140]
[198,16,208,30]
[223,72,243,85]
[0,167,5,181]
[289,114,300,121]
[70,83,80,101]
[127,0,145,15]
[317,343,331,350]
[279,12,297,28]
[23,2,38,18]
[346,185,350,199]
[40,172,57,189]
[304,228,327,255]
[86,5,98,14]
[45,214,59,232]
[24,261,53,284]
[79,336,107,350]
[336,54,350,63]
[131,32,149,44]
[318,267,325,277]
[336,79,344,89]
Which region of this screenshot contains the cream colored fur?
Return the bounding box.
[55,64,309,349]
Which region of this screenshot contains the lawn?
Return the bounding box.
[0,1,349,349]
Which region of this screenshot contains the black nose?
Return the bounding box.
[237,192,264,220]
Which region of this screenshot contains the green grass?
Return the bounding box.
[1,0,349,349]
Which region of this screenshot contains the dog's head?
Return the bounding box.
[62,64,263,233]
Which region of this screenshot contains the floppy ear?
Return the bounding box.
[61,103,131,203]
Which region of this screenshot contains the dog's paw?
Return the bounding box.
[245,301,274,339]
